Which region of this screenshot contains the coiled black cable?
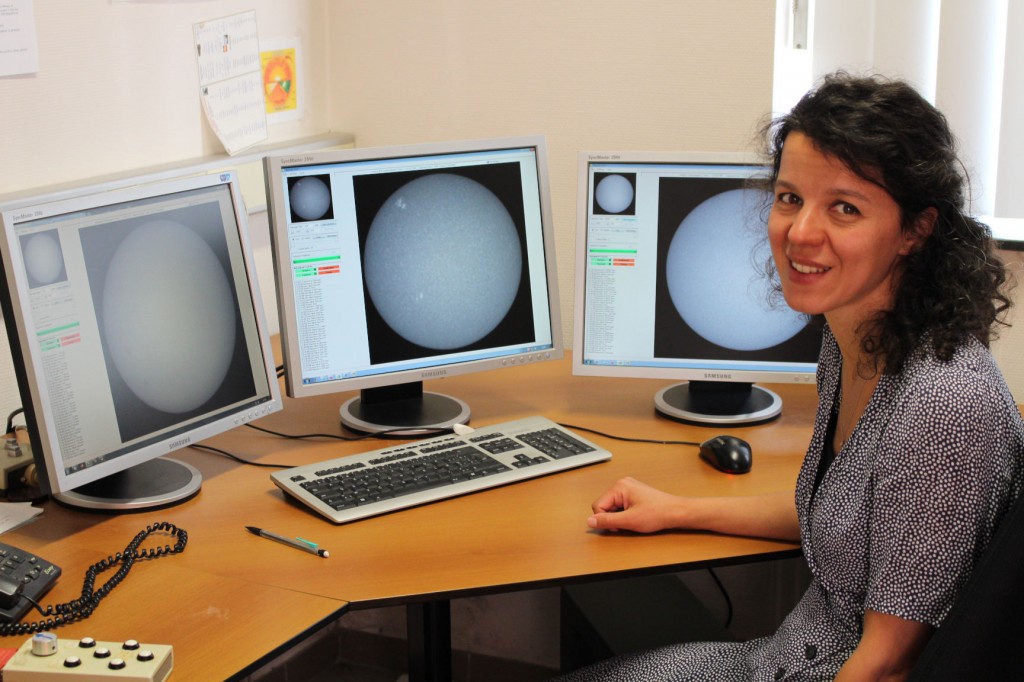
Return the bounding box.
[0,521,187,636]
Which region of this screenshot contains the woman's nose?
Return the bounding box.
[787,209,824,244]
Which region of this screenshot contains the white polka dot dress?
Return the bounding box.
[556,327,1024,681]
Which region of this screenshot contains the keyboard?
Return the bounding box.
[271,416,612,524]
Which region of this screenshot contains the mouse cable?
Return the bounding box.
[557,422,701,448]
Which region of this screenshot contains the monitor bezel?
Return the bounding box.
[264,135,564,402]
[571,150,818,388]
[0,170,283,497]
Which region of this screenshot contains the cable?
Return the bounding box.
[0,522,187,636]
[245,422,455,442]
[707,567,734,629]
[188,443,292,469]
[5,407,24,435]
[246,423,362,441]
[556,422,701,448]
[196,422,458,469]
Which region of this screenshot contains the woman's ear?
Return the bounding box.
[903,207,937,254]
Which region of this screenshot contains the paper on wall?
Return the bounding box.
[193,10,267,155]
[0,0,40,77]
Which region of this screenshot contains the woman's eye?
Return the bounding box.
[836,202,861,216]
[777,192,800,206]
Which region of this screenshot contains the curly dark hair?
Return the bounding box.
[759,72,1012,374]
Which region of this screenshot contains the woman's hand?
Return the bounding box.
[588,476,687,533]
[587,478,801,541]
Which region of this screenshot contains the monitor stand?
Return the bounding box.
[340,381,470,437]
[654,380,782,426]
[54,457,202,512]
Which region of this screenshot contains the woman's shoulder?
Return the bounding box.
[886,335,1022,442]
[901,335,1008,400]
[870,337,1023,490]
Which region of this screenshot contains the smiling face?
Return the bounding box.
[768,132,928,338]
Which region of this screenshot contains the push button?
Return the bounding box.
[805,643,818,660]
[774,667,786,680]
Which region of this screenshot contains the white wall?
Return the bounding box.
[807,0,1024,400]
[323,1,777,350]
[0,0,332,425]
[0,0,329,194]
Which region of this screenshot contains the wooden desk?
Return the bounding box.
[0,542,347,679]
[0,354,813,680]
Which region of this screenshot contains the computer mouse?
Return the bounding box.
[699,435,752,474]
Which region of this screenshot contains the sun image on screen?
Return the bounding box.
[653,176,821,361]
[592,172,637,216]
[351,162,535,364]
[19,229,69,289]
[287,174,334,223]
[79,201,258,443]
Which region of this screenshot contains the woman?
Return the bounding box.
[561,73,1024,681]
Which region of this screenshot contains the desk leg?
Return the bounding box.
[407,600,452,682]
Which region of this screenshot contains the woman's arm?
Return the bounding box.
[835,610,933,681]
[587,476,800,541]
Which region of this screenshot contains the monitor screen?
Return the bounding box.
[264,136,561,435]
[0,171,282,510]
[573,151,822,425]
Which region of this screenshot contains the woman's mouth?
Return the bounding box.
[791,260,829,275]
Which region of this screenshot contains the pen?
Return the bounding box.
[246,526,329,558]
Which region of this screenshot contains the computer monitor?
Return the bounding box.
[264,136,562,435]
[573,151,822,425]
[0,171,282,511]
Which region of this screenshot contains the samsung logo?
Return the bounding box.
[703,372,733,380]
[421,369,448,379]
[168,436,192,449]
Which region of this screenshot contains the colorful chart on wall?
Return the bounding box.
[261,41,302,122]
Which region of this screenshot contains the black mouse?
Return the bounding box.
[699,435,752,474]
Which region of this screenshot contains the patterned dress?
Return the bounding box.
[557,327,1024,681]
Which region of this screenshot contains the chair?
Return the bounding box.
[908,490,1024,680]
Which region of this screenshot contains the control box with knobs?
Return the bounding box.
[3,633,173,681]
